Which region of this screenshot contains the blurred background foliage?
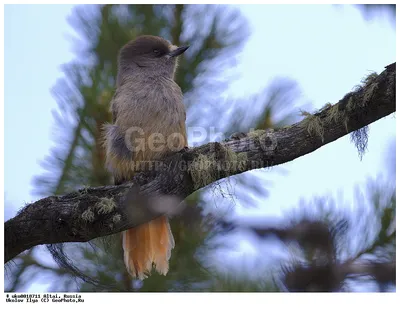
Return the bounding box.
[4,4,395,292]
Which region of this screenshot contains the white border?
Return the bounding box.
[0,1,398,305]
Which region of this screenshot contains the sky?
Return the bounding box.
[217,4,396,272]
[4,4,396,291]
[232,4,395,211]
[4,5,76,217]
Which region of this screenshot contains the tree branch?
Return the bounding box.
[5,63,395,263]
[216,217,395,291]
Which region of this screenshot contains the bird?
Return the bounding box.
[102,35,189,280]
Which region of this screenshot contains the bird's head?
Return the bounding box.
[118,35,189,79]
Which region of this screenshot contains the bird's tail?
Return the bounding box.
[122,215,175,280]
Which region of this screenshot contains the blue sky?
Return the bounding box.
[228,4,396,214]
[5,5,76,218]
[217,4,396,268]
[4,4,396,291]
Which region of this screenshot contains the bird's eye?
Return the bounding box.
[153,49,160,54]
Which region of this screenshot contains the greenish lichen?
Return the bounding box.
[224,147,237,162]
[81,208,95,222]
[96,197,116,214]
[301,113,325,142]
[236,152,248,172]
[112,214,121,223]
[344,94,362,135]
[323,101,350,134]
[188,146,249,190]
[361,72,378,87]
[346,96,355,111]
[363,82,379,105]
[188,154,218,190]
[349,72,379,107]
[325,103,341,123]
[343,115,350,133]
[299,72,377,159]
[319,103,332,112]
[223,147,248,173]
[247,129,266,139]
[345,72,375,156]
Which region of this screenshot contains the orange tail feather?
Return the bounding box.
[122,216,175,280]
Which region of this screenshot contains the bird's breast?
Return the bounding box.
[116,78,186,162]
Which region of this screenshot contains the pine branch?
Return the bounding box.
[216,218,395,291]
[4,63,395,263]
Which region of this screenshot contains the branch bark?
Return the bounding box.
[4,63,396,263]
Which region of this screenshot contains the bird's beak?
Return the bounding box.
[168,45,190,57]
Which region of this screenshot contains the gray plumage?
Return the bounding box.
[102,35,189,279]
